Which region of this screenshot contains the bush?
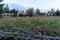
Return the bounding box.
[26,8,34,17]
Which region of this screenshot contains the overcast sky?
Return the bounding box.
[1,0,60,11]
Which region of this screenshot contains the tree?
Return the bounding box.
[36,8,40,15]
[26,8,34,16]
[10,9,18,17]
[26,10,29,13]
[0,0,4,17]
[0,4,4,13]
[48,8,55,13]
[3,4,10,13]
[10,9,18,13]
[55,9,60,16]
[50,8,55,13]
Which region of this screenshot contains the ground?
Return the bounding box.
[0,16,60,36]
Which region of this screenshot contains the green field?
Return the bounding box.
[0,16,60,36]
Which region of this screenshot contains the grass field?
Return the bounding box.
[0,16,60,35]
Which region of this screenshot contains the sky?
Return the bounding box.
[1,0,60,12]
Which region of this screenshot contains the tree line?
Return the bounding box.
[0,4,41,17]
[0,0,60,17]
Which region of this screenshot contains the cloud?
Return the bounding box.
[2,0,17,4]
[2,0,60,10]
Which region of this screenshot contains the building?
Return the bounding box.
[46,12,56,16]
[2,11,56,17]
[2,11,25,17]
[33,12,38,16]
[2,13,14,17]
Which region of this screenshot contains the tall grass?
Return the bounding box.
[0,16,60,35]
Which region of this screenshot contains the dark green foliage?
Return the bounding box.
[10,9,17,13]
[0,4,4,13]
[26,10,29,13]
[55,10,60,16]
[0,0,4,18]
[3,4,10,13]
[26,8,34,17]
[0,0,3,14]
[10,9,18,17]
[36,8,40,15]
[0,4,4,18]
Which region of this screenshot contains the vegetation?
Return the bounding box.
[0,17,60,36]
[1,0,60,36]
[3,4,10,13]
[26,8,34,16]
[10,9,18,17]
[2,5,60,17]
[36,8,40,15]
[0,0,4,18]
[55,10,60,16]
